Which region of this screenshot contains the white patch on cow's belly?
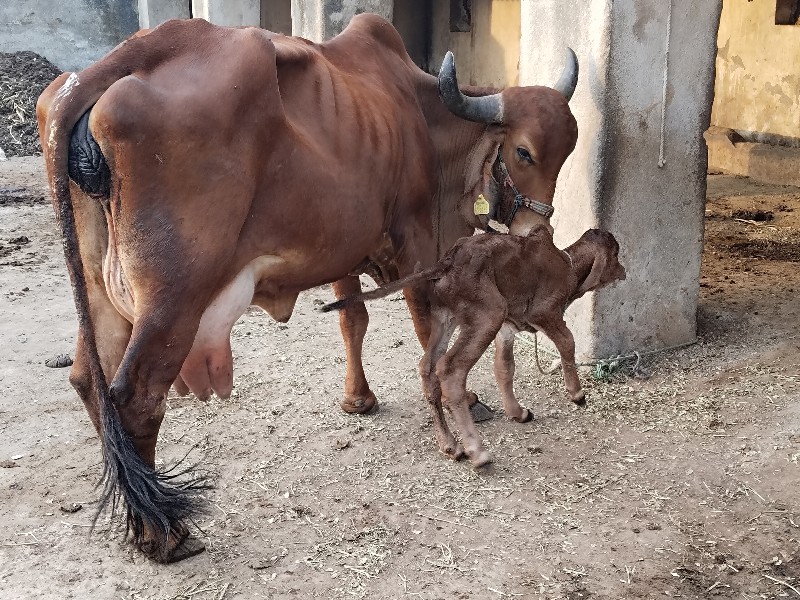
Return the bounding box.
[178,255,288,400]
[104,251,288,400]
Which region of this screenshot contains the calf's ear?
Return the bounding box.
[577,252,608,295]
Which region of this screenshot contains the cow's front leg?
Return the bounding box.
[494,323,533,423]
[535,318,585,406]
[332,276,377,414]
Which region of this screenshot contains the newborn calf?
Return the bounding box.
[322,227,626,467]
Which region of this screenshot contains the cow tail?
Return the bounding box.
[42,60,206,559]
[320,261,449,313]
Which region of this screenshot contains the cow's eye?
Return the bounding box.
[516,147,534,164]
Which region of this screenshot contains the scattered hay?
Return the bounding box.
[304,523,395,597]
[0,51,62,157]
[729,237,800,262]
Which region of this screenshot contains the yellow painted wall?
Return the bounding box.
[711,0,800,140]
[430,0,520,87]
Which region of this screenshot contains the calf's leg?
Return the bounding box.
[410,284,493,423]
[436,316,504,467]
[418,310,463,459]
[535,318,586,405]
[332,276,377,414]
[493,323,532,423]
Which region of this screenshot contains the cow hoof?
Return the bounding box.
[469,399,494,423]
[512,408,533,423]
[138,525,205,564]
[571,390,587,407]
[164,535,206,563]
[341,393,378,415]
[470,450,493,469]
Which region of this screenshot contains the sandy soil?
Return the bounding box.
[0,157,798,599]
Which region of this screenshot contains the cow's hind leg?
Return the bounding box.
[107,305,214,563]
[332,276,377,414]
[418,310,463,459]
[493,324,532,423]
[67,185,133,432]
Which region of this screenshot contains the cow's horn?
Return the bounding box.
[553,47,579,102]
[438,51,504,124]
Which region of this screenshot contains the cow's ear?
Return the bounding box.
[463,126,504,197]
[577,251,608,295]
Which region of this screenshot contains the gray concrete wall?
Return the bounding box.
[292,0,392,41]
[522,0,721,359]
[0,0,139,72]
[138,0,189,29]
[192,0,259,26]
[520,0,611,356]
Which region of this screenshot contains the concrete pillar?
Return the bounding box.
[138,0,190,29]
[192,0,260,26]
[291,0,393,41]
[520,0,722,359]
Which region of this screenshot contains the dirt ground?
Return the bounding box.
[0,157,798,600]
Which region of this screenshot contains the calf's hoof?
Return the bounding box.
[511,407,533,423]
[468,394,494,423]
[440,442,466,461]
[571,390,587,407]
[340,392,378,415]
[469,449,493,469]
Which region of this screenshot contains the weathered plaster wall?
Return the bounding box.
[597,0,721,355]
[0,0,138,71]
[712,0,800,145]
[522,0,721,359]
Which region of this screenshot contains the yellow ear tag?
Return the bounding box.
[473,194,490,216]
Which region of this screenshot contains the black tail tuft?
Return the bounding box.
[94,405,210,557]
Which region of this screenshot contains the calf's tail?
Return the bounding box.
[321,261,449,313]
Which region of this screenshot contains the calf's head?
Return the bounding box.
[564,229,627,300]
[439,50,579,235]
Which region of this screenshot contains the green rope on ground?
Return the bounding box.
[515,332,698,379]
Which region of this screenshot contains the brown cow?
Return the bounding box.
[331,49,579,417]
[37,14,577,562]
[322,227,626,467]
[38,15,448,562]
